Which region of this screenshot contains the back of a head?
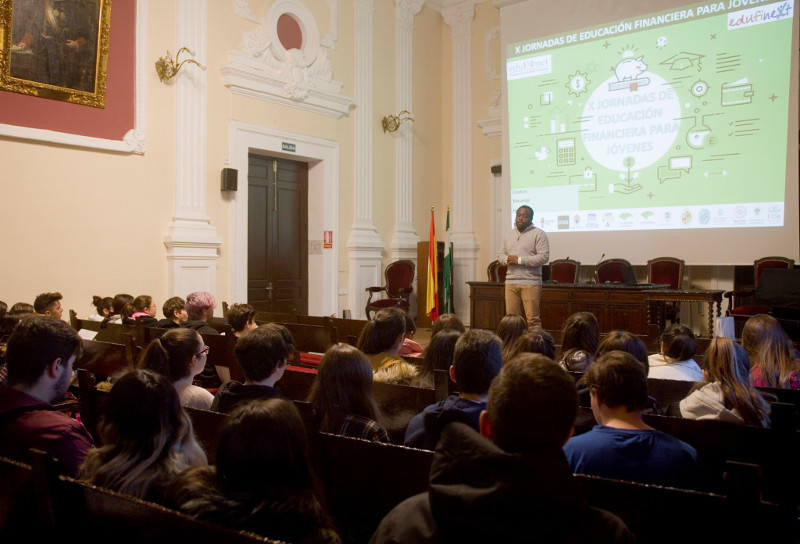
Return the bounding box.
[423,329,462,374]
[7,302,34,321]
[132,295,153,313]
[309,344,377,422]
[6,316,82,386]
[356,308,406,354]
[487,354,577,451]
[33,292,62,314]
[596,330,649,370]
[140,328,201,382]
[503,330,556,361]
[741,313,797,387]
[227,303,257,332]
[217,398,312,493]
[584,351,649,412]
[452,329,502,395]
[703,337,738,384]
[101,369,183,455]
[162,296,186,319]
[660,324,696,361]
[112,294,134,316]
[185,291,216,320]
[431,313,466,336]
[561,312,600,354]
[496,314,527,348]
[92,296,113,315]
[235,323,294,382]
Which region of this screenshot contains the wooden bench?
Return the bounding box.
[0,452,281,543]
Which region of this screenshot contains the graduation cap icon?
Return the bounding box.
[660,52,704,71]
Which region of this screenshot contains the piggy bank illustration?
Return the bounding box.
[615,57,647,81]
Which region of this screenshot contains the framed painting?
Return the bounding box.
[0,0,111,108]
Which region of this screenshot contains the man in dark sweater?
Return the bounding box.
[211,323,294,414]
[404,329,501,450]
[371,354,634,543]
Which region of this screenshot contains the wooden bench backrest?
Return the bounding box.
[330,317,370,346]
[75,338,134,378]
[185,408,229,465]
[281,322,337,353]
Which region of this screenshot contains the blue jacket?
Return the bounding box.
[404,395,485,450]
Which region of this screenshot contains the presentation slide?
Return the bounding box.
[506,0,794,233]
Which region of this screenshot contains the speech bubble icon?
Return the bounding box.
[669,156,692,173]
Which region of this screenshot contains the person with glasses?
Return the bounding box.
[139,328,214,410]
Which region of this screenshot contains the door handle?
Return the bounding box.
[266,282,273,300]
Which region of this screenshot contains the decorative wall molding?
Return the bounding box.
[222,0,352,117]
[234,0,261,23]
[389,0,424,263]
[477,87,502,137]
[484,25,500,80]
[164,0,222,300]
[442,0,480,324]
[320,0,338,49]
[0,0,147,154]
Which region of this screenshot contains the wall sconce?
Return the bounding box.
[155,47,206,83]
[381,110,415,133]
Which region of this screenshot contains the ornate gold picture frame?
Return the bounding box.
[0,0,111,108]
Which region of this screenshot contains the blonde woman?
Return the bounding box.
[80,369,207,502]
[680,337,770,427]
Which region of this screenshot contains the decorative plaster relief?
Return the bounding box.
[484,25,500,80]
[224,0,351,116]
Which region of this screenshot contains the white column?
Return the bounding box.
[347,0,385,319]
[163,0,222,299]
[389,0,423,263]
[442,0,480,325]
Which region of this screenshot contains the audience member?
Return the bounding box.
[80,369,206,502]
[648,324,702,381]
[371,354,633,543]
[108,293,134,324]
[680,337,770,426]
[139,328,214,410]
[88,296,113,322]
[596,330,649,369]
[558,312,599,372]
[165,399,340,543]
[496,313,527,354]
[157,296,188,329]
[405,329,501,450]
[0,317,92,477]
[502,329,556,361]
[226,303,258,337]
[122,295,159,326]
[0,301,6,319]
[308,344,389,442]
[742,314,800,389]
[33,292,63,319]
[6,302,34,321]
[397,312,423,357]
[564,351,703,490]
[358,308,418,385]
[182,291,219,335]
[430,313,465,337]
[409,329,461,389]
[211,323,292,414]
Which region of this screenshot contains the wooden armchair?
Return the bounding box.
[724,256,795,315]
[595,258,632,283]
[549,258,581,283]
[365,260,415,319]
[486,260,508,282]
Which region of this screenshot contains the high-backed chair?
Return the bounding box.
[647,257,685,323]
[365,260,415,319]
[550,258,581,283]
[724,256,795,315]
[487,260,508,283]
[594,258,632,284]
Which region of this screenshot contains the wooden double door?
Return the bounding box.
[247,155,308,314]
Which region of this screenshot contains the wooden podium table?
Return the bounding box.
[644,289,724,335]
[468,282,723,337]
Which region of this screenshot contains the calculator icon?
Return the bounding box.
[557,138,576,166]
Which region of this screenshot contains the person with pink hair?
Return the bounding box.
[182,292,218,336]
